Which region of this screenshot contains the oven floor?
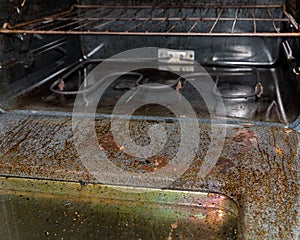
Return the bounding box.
[1,63,298,124]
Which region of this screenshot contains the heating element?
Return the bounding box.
[1,4,299,36]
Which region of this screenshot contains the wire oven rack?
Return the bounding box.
[1,4,299,36]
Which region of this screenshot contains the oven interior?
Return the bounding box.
[0,0,300,239]
[0,0,300,124]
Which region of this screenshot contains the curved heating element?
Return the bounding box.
[50,71,143,95]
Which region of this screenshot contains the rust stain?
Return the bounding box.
[97,131,171,173]
[233,130,257,153]
[274,147,283,155]
[97,132,119,151]
[144,155,170,172]
[208,157,235,175]
[283,128,293,133]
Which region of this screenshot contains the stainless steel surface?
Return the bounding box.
[0,4,299,37]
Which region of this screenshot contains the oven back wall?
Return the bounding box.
[79,0,285,65]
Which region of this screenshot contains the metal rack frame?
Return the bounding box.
[1,4,299,36]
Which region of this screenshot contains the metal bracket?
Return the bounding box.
[158,48,195,64]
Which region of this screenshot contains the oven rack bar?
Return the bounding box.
[1,4,299,37]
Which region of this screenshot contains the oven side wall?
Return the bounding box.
[0,0,81,103]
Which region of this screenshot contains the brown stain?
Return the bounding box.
[169,126,299,239]
[97,131,171,173]
[0,114,298,239]
[0,116,91,182]
[143,155,170,172]
[233,130,257,153]
[208,157,236,175]
[97,132,119,151]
